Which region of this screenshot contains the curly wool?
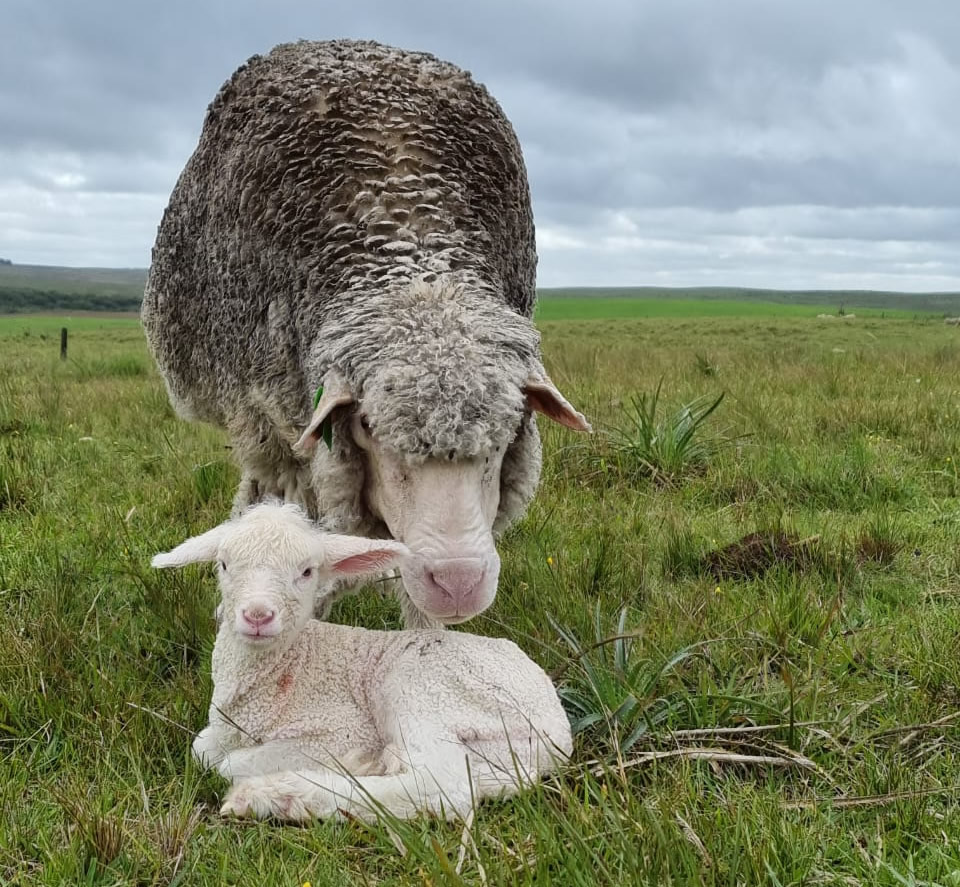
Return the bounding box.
[142,39,545,535]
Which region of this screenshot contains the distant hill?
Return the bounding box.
[0,264,147,313]
[2,263,960,315]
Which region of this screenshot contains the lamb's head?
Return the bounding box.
[296,278,590,624]
[151,503,409,648]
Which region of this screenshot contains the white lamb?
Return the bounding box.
[151,503,572,822]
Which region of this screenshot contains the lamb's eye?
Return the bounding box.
[217,560,227,572]
[359,415,371,433]
[301,567,313,580]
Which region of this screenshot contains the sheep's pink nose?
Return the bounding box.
[242,606,276,629]
[428,559,485,604]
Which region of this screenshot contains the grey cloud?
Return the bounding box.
[1,0,959,289]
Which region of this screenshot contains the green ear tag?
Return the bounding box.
[312,385,334,451]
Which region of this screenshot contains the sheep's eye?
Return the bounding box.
[301,567,313,580]
[217,560,227,572]
[360,415,371,432]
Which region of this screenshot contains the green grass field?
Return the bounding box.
[534,297,921,321]
[3,306,960,884]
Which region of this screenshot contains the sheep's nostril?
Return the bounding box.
[242,608,276,628]
[428,560,485,602]
[428,572,452,600]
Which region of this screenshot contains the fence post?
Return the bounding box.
[60,327,68,361]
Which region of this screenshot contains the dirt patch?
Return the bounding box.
[701,531,821,580]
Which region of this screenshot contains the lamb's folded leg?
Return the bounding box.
[192,724,238,770]
[220,753,488,822]
[218,742,385,780]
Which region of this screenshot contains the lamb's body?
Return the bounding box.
[142,39,590,627]
[153,503,571,822]
[198,620,571,821]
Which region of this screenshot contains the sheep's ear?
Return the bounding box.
[321,535,410,577]
[524,375,592,432]
[296,369,354,452]
[151,525,229,568]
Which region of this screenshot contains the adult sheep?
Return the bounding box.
[142,39,590,628]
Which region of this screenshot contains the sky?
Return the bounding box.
[2,0,959,290]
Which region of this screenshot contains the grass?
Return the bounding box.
[607,380,729,482]
[534,297,928,321]
[2,308,960,884]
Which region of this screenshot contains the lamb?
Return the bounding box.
[141,39,591,630]
[151,502,573,822]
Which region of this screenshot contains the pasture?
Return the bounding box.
[2,305,960,884]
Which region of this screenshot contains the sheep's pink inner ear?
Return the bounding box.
[295,375,355,452]
[524,379,592,432]
[330,548,404,576]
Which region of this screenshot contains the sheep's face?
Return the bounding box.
[358,427,503,623]
[298,368,591,624]
[151,503,410,646]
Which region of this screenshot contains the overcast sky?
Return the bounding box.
[3,0,959,290]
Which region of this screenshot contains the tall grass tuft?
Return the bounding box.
[552,606,699,757]
[609,379,730,482]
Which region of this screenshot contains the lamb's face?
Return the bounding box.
[213,519,323,649]
[151,504,411,639]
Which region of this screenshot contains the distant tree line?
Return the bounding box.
[0,258,12,266]
[0,286,142,314]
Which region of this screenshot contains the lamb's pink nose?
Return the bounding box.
[428,559,485,605]
[242,606,276,629]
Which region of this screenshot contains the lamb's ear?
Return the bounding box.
[151,525,229,569]
[524,375,592,432]
[321,535,410,577]
[296,369,355,452]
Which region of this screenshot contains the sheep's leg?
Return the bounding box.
[232,463,313,516]
[231,471,262,516]
[231,426,316,517]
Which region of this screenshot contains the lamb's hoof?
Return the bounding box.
[220,788,253,819]
[221,781,313,822]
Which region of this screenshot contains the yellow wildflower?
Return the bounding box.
[714,586,722,595]
[547,556,554,566]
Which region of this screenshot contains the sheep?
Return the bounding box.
[151,502,573,822]
[141,39,591,630]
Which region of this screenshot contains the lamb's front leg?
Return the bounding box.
[218,741,385,780]
[192,724,240,770]
[217,740,316,780]
[220,759,471,822]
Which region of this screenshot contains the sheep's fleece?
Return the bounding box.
[141,39,590,626]
[152,503,573,822]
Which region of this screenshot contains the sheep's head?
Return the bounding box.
[296,280,590,624]
[151,503,409,649]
